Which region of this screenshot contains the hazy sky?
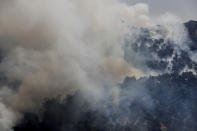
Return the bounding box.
[123,0,197,21]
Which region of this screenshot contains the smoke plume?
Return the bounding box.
[0,0,196,131]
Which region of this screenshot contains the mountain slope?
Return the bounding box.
[13,21,197,131]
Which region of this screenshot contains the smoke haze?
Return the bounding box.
[0,0,196,131]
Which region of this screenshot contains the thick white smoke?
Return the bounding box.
[0,87,18,131]
[0,103,17,131]
[0,0,187,130]
[0,0,149,110]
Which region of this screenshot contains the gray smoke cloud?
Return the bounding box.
[0,0,191,130]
